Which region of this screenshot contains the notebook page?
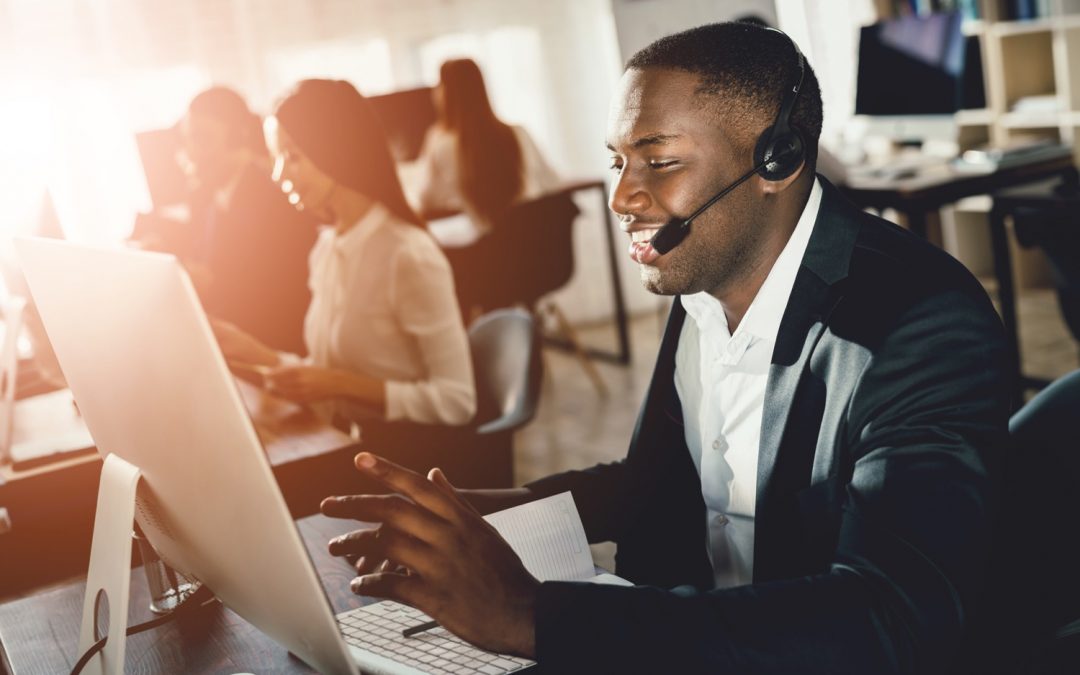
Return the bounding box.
[484,491,594,582]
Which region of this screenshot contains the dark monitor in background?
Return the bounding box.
[856,12,984,117]
[135,126,188,210]
[368,86,437,162]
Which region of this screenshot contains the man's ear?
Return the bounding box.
[759,161,807,196]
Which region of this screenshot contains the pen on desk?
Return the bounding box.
[402,619,439,638]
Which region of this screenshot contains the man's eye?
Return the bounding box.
[608,160,623,172]
[649,160,677,170]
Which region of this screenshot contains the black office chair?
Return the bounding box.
[1013,206,1080,350]
[966,369,1080,674]
[445,188,608,396]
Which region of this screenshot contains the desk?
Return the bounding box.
[841,155,1076,239]
[842,156,1079,405]
[0,513,363,674]
[0,381,355,599]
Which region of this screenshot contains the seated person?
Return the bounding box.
[214,79,476,433]
[319,23,1011,673]
[409,58,560,232]
[131,87,316,354]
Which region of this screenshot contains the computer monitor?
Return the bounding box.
[855,12,985,142]
[15,238,360,674]
[134,126,189,210]
[368,87,437,162]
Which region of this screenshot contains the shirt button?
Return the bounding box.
[714,514,729,526]
[712,439,721,450]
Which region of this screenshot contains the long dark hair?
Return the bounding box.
[437,59,523,223]
[273,79,423,227]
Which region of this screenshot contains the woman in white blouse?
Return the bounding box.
[412,58,560,230]
[214,79,475,428]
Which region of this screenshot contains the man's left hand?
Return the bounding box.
[320,453,539,657]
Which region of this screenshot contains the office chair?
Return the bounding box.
[468,308,542,435]
[445,188,608,396]
[1013,206,1080,353]
[466,308,543,486]
[966,369,1080,674]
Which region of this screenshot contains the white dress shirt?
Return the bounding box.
[302,204,476,426]
[674,178,823,589]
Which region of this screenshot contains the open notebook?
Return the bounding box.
[339,491,629,675]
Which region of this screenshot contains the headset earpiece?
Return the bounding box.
[753,27,807,182]
[753,129,804,181]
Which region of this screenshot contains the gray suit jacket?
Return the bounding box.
[527,177,1010,674]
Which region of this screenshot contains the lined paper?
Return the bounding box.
[484,492,594,582]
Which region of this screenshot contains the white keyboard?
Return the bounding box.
[337,601,535,674]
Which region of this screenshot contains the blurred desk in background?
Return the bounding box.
[840,153,1076,239]
[0,379,354,599]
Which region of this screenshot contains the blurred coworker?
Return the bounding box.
[131,87,316,354]
[412,59,559,231]
[214,79,476,430]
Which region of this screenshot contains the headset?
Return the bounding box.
[649,28,807,255]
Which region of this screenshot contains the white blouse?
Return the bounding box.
[409,124,560,226]
[302,204,476,426]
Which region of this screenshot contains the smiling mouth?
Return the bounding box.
[627,228,662,265]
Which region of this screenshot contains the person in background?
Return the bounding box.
[213,79,476,433]
[131,86,316,354]
[411,58,560,231]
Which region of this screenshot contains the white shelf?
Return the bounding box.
[989,15,1080,37]
[956,108,995,126]
[1000,110,1063,128]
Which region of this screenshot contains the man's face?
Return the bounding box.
[606,67,766,297]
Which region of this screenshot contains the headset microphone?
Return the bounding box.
[649,155,773,255]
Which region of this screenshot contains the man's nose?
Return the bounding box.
[609,171,652,223]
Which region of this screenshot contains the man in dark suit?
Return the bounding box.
[319,23,1010,673]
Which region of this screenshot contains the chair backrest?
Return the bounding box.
[448,189,581,314]
[971,369,1080,672]
[467,308,541,435]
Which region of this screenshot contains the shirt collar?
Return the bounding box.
[682,177,823,345]
[333,203,390,255]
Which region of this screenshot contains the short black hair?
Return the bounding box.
[626,22,823,170]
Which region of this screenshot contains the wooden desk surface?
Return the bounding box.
[0,514,365,675]
[0,380,356,598]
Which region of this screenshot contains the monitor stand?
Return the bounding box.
[77,453,142,675]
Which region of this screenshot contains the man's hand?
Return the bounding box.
[320,453,540,658]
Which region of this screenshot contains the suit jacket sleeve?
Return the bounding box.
[531,284,1009,674]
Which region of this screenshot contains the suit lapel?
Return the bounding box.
[756,178,860,517]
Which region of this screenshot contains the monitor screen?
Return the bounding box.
[368,87,437,162]
[856,12,984,116]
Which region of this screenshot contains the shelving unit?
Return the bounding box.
[967,0,1080,159]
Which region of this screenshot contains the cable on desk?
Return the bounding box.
[69,584,216,675]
